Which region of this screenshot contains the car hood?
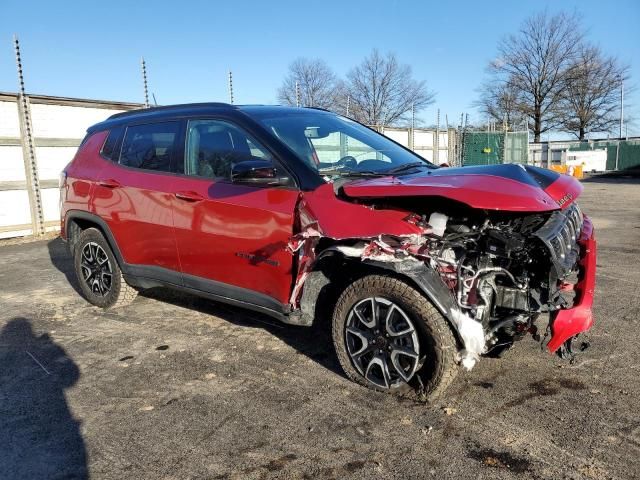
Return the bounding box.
[340,164,583,212]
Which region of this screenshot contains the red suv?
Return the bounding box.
[60,104,596,398]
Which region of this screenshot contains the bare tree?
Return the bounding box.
[474,80,524,129]
[345,50,435,126]
[277,58,342,110]
[486,11,583,141]
[560,45,628,140]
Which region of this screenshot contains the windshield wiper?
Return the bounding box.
[383,162,430,175]
[318,167,387,177]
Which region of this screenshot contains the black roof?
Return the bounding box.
[106,102,233,119]
[88,103,332,133]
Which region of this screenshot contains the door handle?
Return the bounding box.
[175,191,204,202]
[98,179,121,189]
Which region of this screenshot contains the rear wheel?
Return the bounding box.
[332,275,458,399]
[73,228,137,308]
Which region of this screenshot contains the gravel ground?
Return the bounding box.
[1,177,639,480]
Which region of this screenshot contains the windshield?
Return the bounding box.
[254,111,434,178]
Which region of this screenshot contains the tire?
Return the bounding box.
[332,274,458,400]
[73,228,137,309]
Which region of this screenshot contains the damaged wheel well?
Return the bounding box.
[295,248,464,350]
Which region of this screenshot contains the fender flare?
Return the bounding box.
[298,250,463,344]
[363,259,461,334]
[64,210,126,267]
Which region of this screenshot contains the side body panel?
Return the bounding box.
[60,131,109,238]
[91,159,181,272]
[171,177,299,304]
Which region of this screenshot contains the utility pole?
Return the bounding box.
[228,70,234,104]
[141,57,149,108]
[346,95,350,117]
[295,81,300,107]
[14,35,45,236]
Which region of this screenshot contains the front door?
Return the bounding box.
[171,118,299,307]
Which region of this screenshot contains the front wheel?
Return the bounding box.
[73,228,138,309]
[332,275,458,399]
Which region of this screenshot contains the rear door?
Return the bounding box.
[92,121,182,276]
[170,118,299,307]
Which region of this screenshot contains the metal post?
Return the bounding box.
[228,70,234,104]
[435,109,440,164]
[445,114,450,164]
[619,77,624,139]
[295,81,300,107]
[414,107,418,147]
[14,35,45,236]
[141,57,149,108]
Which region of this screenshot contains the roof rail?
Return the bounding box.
[107,102,234,120]
[303,106,331,113]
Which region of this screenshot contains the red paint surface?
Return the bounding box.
[543,174,583,209]
[546,216,597,352]
[301,184,422,238]
[92,158,182,272]
[341,174,556,212]
[341,172,585,212]
[171,178,299,303]
[60,131,109,238]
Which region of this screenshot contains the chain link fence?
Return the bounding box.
[460,131,529,165]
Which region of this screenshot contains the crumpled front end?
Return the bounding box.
[289,180,596,370]
[546,215,596,353]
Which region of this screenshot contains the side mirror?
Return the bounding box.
[231,160,289,186]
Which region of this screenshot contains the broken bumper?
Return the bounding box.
[546,215,596,353]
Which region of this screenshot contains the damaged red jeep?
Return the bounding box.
[60,104,596,398]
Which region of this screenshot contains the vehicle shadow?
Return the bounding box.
[47,237,84,297]
[140,287,346,378]
[45,236,345,379]
[0,317,87,480]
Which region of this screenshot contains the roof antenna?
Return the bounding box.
[228,70,234,104]
[141,57,149,108]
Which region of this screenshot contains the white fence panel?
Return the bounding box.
[30,103,126,138]
[0,100,20,137]
[36,146,77,180]
[384,129,409,147]
[414,130,434,147]
[0,146,26,181]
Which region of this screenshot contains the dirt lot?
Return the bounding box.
[1,178,639,480]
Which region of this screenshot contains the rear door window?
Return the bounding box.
[119,122,180,172]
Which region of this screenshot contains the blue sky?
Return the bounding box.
[1,0,638,136]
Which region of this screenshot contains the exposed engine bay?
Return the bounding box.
[290,190,587,371]
[400,203,584,367]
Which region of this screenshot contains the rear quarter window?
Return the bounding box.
[100,126,125,160]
